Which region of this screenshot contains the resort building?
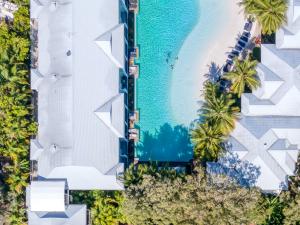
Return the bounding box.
[226,0,300,192]
[27,0,129,224]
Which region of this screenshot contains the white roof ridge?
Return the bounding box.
[262,45,295,71]
[269,81,291,104]
[258,148,288,181]
[258,63,284,82]
[104,162,124,175]
[95,23,125,69]
[94,94,124,138]
[231,121,258,150]
[260,129,279,147]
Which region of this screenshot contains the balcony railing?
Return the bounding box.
[129,0,138,12]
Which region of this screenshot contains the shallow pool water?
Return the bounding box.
[136,0,229,162]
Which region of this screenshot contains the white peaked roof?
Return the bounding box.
[95,24,126,69]
[29,0,127,190]
[95,94,125,138]
[28,205,87,225]
[241,45,300,116]
[27,181,66,212]
[229,117,300,191]
[26,181,87,225]
[226,0,300,192]
[276,0,300,49]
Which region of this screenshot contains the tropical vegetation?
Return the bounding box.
[123,165,268,225]
[191,80,239,162]
[71,191,126,225]
[62,156,300,225]
[123,159,300,225]
[280,154,300,225]
[191,122,225,161]
[239,0,288,35]
[0,0,298,225]
[0,0,36,224]
[224,57,260,97]
[201,91,240,135]
[123,162,180,187]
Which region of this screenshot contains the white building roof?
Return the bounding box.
[226,0,300,192]
[30,0,128,190]
[27,181,66,212]
[276,0,300,49]
[26,181,88,225]
[28,205,87,225]
[241,44,300,116]
[229,117,299,191]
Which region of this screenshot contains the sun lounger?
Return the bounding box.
[240,36,248,43]
[244,21,253,32]
[231,50,239,56]
[129,128,138,134]
[242,31,250,38]
[228,54,235,59]
[226,59,233,65]
[222,63,231,73]
[223,66,229,73]
[235,45,243,52]
[238,40,246,48]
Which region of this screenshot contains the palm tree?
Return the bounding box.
[224,58,260,97]
[239,0,288,35]
[191,123,225,161]
[202,81,220,102]
[201,93,240,135]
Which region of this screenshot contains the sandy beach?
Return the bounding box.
[197,0,246,98]
[170,0,252,125]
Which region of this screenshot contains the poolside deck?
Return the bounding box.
[129,0,138,13]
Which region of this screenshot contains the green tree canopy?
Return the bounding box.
[191,123,225,161]
[202,80,220,102]
[201,93,239,135]
[123,166,268,225]
[281,155,300,225]
[0,2,36,224]
[239,0,288,35]
[282,194,300,225]
[224,57,260,97]
[71,191,127,225]
[123,162,180,187]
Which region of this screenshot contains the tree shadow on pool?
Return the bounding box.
[136,123,193,162]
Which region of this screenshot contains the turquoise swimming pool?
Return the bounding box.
[135,0,228,162]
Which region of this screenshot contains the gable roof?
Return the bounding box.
[95,24,126,68]
[28,205,87,225]
[241,45,300,116]
[30,0,127,190]
[27,181,66,212]
[276,0,300,49]
[221,0,300,192]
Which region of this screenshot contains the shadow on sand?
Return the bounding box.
[136,123,193,162]
[205,62,222,83]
